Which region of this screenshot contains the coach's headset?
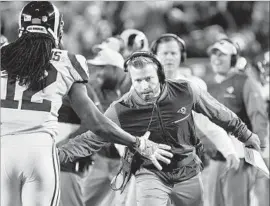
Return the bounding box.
[211,38,240,67]
[124,51,166,84]
[150,33,187,64]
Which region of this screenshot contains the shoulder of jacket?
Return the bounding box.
[166,79,190,86]
[232,72,248,81]
[111,91,132,107]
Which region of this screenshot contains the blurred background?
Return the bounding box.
[1,1,269,89]
[1,1,269,58]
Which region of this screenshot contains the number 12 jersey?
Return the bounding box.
[1,49,89,137]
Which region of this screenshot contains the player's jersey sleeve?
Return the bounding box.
[50,49,89,86]
[66,53,89,83]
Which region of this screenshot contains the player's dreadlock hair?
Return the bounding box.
[1,32,55,90]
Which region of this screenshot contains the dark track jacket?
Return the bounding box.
[58,79,253,183]
[208,72,268,148]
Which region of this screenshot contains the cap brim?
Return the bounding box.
[87,58,106,66]
[208,44,232,55]
[92,44,107,53]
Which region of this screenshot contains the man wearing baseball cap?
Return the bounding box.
[88,47,125,69]
[84,47,133,206]
[87,48,131,108]
[92,36,125,55]
[208,39,238,54]
[206,39,268,206]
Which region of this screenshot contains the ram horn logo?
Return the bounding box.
[177,107,186,114]
[226,86,234,94]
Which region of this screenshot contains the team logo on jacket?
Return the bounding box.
[224,86,236,98]
[177,107,186,114]
[226,86,234,94]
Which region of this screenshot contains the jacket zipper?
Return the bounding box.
[154,102,170,145]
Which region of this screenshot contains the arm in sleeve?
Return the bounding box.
[58,96,125,163]
[58,83,137,163]
[190,82,253,143]
[243,78,269,148]
[69,83,136,146]
[193,112,238,158]
[58,130,110,163]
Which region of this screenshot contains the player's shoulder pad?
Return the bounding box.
[67,51,89,82]
[51,49,89,82]
[51,48,67,62]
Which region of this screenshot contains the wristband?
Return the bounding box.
[131,136,141,151]
[135,137,141,150]
[243,133,253,142]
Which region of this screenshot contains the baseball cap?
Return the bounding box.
[92,37,123,53]
[207,40,237,55]
[87,48,124,69]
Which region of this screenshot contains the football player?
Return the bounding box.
[0,2,172,206]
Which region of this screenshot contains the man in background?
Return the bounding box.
[207,38,269,206]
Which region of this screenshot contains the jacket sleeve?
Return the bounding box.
[193,112,238,158]
[189,82,253,143]
[58,104,121,163]
[243,78,269,148]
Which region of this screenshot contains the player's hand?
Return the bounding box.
[244,133,261,151]
[137,131,173,170]
[225,154,240,171]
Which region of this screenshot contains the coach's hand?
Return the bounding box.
[137,131,173,170]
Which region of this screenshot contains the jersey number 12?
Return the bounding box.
[1,66,57,112]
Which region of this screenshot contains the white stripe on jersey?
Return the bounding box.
[52,4,60,40]
[51,142,60,206]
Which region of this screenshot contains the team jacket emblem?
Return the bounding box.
[177,107,187,114]
[226,86,234,94]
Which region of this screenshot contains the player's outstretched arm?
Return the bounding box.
[69,82,137,147]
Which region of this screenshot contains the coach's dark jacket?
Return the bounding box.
[59,79,253,184]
